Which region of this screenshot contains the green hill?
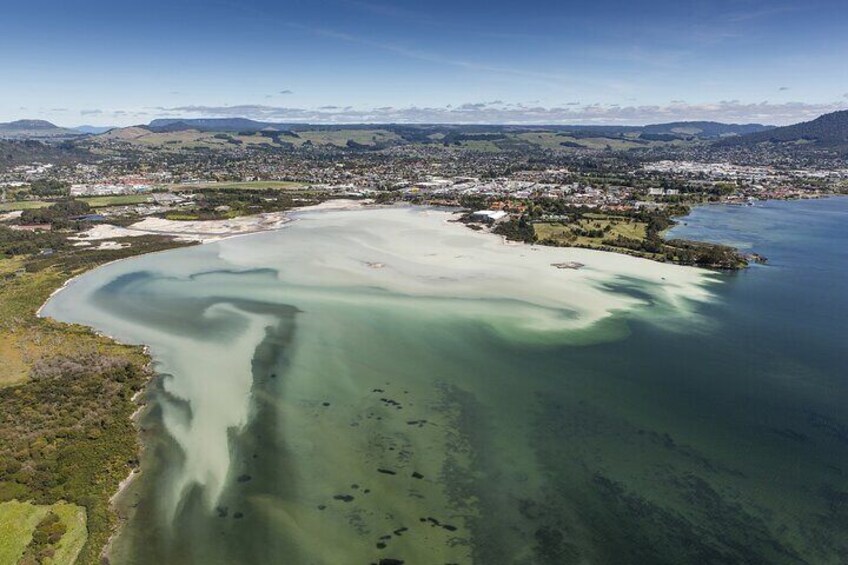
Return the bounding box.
[0,120,81,140]
[718,110,848,149]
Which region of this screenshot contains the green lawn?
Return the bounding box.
[0,195,148,212]
[534,216,655,261]
[0,500,44,563]
[0,200,51,212]
[295,129,400,147]
[0,500,86,565]
[535,217,647,245]
[47,502,88,565]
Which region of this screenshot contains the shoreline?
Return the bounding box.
[32,197,755,559]
[36,202,724,562]
[32,198,378,560]
[35,199,374,319]
[102,358,154,564]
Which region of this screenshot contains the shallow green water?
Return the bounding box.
[42,203,847,564]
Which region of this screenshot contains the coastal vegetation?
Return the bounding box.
[0,217,190,563]
[488,205,750,269]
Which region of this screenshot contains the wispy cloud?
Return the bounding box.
[334,0,538,41]
[724,4,801,23]
[337,0,437,24]
[206,2,559,86]
[284,22,572,88]
[151,100,847,126]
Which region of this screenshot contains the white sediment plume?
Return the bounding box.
[152,304,281,516]
[39,206,718,519]
[219,207,717,338]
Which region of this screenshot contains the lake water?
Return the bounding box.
[42,201,847,564]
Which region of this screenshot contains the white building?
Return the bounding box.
[470,210,509,224]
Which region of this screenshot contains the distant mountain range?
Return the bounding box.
[719,110,848,148]
[74,125,116,135]
[0,119,61,131]
[527,121,774,139]
[147,118,279,132]
[640,121,774,138]
[144,117,773,139]
[0,119,81,139]
[0,117,783,141]
[5,110,848,153]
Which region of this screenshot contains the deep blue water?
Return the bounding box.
[490,197,848,563]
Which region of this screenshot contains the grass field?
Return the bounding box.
[0,194,149,212]
[0,200,51,212]
[0,500,46,563]
[0,333,30,388]
[0,257,30,388]
[80,194,150,207]
[536,216,646,244]
[534,215,658,260]
[295,128,401,147]
[516,132,588,150]
[0,500,87,565]
[163,212,201,220]
[47,502,87,565]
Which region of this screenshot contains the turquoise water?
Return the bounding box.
[42,202,847,564]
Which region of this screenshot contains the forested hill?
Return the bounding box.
[145,118,772,139]
[0,139,91,167]
[639,121,772,138]
[0,120,80,139]
[717,110,848,148]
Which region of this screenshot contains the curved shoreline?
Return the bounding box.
[30,199,378,561]
[36,200,718,561]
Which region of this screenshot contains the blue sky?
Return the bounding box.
[2,0,847,125]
